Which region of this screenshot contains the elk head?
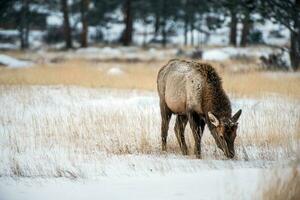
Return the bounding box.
[207,109,242,158]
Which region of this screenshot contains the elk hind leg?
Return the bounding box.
[174,115,188,155]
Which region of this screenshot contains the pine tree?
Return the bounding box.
[60,0,73,49]
[80,0,89,48]
[261,0,300,70]
[121,0,133,46]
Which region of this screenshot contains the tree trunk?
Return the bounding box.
[183,0,189,46]
[290,31,300,70]
[25,17,30,48]
[80,0,89,48]
[290,0,300,71]
[122,0,133,46]
[190,22,194,47]
[61,0,73,49]
[161,21,167,47]
[161,0,167,47]
[154,11,160,38]
[184,15,188,46]
[229,9,237,46]
[240,13,251,47]
[142,19,148,47]
[19,0,29,49]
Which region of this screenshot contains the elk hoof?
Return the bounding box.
[195,154,202,159]
[182,148,188,155]
[194,149,201,159]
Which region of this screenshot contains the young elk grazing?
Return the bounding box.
[157,59,242,159]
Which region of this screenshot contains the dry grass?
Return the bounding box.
[0,53,299,178]
[0,85,299,178]
[257,164,300,200]
[0,59,299,98]
[0,59,160,90]
[223,72,300,98]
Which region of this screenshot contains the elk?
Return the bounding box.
[157,59,242,158]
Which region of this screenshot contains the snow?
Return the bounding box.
[0,10,291,49]
[101,46,123,56]
[0,168,273,200]
[0,85,298,199]
[0,29,19,36]
[0,29,44,50]
[0,167,297,200]
[76,46,122,57]
[256,21,290,46]
[0,43,18,50]
[0,86,298,178]
[202,47,274,61]
[202,49,230,61]
[206,26,231,46]
[46,14,63,26]
[128,15,289,46]
[106,67,124,75]
[42,9,289,46]
[74,46,176,60]
[0,54,32,68]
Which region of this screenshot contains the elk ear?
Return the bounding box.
[232,109,242,123]
[208,112,219,127]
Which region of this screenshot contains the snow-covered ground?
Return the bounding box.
[1,46,284,68]
[0,29,44,50]
[202,46,290,67]
[0,46,289,72]
[0,54,32,68]
[0,86,299,199]
[75,46,178,60]
[106,66,124,75]
[1,167,297,200]
[202,46,274,61]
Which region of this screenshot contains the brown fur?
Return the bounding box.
[157,59,242,158]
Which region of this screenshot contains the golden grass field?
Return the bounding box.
[0,58,299,98]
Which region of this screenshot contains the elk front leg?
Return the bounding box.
[187,111,203,158]
[160,101,172,152]
[199,119,206,133]
[174,115,188,155]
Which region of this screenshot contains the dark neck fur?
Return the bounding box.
[191,61,232,119]
[202,81,232,120]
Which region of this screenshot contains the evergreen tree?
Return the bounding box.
[240,0,256,47]
[60,0,73,49]
[80,0,89,48]
[121,0,133,45]
[220,0,240,46]
[0,0,49,49]
[260,0,300,70]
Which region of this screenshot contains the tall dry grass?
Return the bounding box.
[0,59,159,90]
[0,85,299,178]
[257,164,300,200]
[0,56,299,178]
[0,59,299,98]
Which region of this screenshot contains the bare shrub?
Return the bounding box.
[260,50,289,71]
